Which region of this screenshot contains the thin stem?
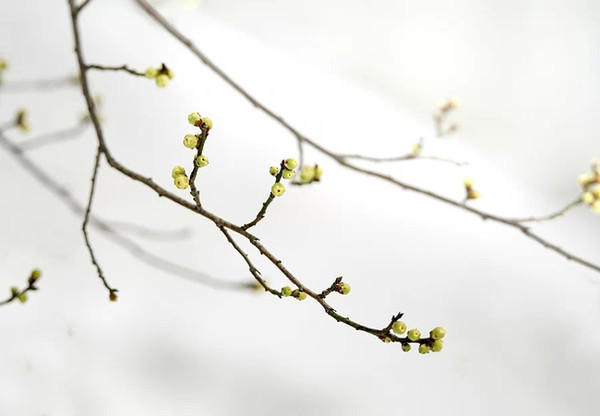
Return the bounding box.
[340,153,467,166]
[218,226,280,296]
[85,64,145,77]
[133,0,600,276]
[81,146,116,295]
[241,160,285,230]
[512,199,582,223]
[188,130,208,209]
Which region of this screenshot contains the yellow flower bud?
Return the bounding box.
[282,169,295,180]
[463,178,474,188]
[174,175,189,190]
[430,339,444,352]
[166,68,174,79]
[285,158,298,170]
[419,344,430,354]
[281,286,292,297]
[314,166,324,181]
[300,166,315,183]
[392,321,407,335]
[155,74,169,88]
[188,112,201,125]
[201,117,213,129]
[144,67,158,79]
[269,166,279,176]
[183,134,199,149]
[271,182,286,197]
[592,200,600,214]
[172,166,186,179]
[195,155,209,167]
[430,327,446,340]
[297,291,307,301]
[582,192,595,205]
[578,173,595,187]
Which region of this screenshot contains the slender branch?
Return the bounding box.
[77,0,93,13]
[218,226,280,296]
[511,199,582,223]
[17,119,89,151]
[0,270,41,307]
[188,129,208,209]
[0,76,77,92]
[85,64,145,77]
[241,160,285,230]
[81,146,117,296]
[340,152,467,166]
[133,0,600,276]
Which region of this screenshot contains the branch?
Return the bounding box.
[17,119,89,151]
[511,199,582,223]
[85,64,145,77]
[133,0,600,276]
[68,0,435,347]
[0,269,42,307]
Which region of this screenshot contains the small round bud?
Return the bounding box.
[109,292,118,302]
[144,67,158,79]
[183,134,199,149]
[401,343,411,352]
[578,173,595,187]
[30,268,42,280]
[17,292,28,303]
[281,286,292,297]
[285,158,298,170]
[269,166,279,176]
[195,155,209,167]
[314,166,324,181]
[174,175,189,190]
[336,282,351,295]
[468,190,480,200]
[172,166,186,179]
[407,329,421,341]
[582,192,595,205]
[188,112,201,125]
[392,321,407,335]
[155,74,169,87]
[463,178,474,188]
[382,337,392,343]
[418,344,430,354]
[592,185,600,199]
[297,291,307,301]
[282,169,295,180]
[10,287,19,296]
[271,182,286,197]
[592,200,600,214]
[201,117,213,129]
[430,326,446,340]
[430,339,444,352]
[300,166,315,183]
[166,68,174,79]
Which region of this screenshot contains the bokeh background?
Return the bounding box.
[1,0,599,414]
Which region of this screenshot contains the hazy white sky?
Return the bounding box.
[1,1,599,415]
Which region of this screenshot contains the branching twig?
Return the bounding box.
[0,269,41,307]
[133,0,600,276]
[85,64,145,77]
[511,199,582,223]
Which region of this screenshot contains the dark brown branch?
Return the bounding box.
[85,64,145,77]
[241,160,285,230]
[133,0,600,276]
[81,146,117,297]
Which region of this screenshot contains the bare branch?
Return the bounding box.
[85,64,145,77]
[511,199,582,223]
[18,119,89,151]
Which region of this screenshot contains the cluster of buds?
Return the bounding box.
[281,286,307,300]
[434,98,459,137]
[0,59,8,85]
[578,161,600,213]
[297,164,323,184]
[172,112,213,191]
[9,268,42,304]
[269,158,298,197]
[389,322,446,353]
[144,63,174,88]
[463,177,480,200]
[15,109,29,132]
[411,140,423,156]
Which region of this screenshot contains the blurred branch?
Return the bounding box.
[17,119,90,151]
[0,76,77,92]
[134,0,600,275]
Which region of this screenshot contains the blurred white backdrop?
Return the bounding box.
[0,0,599,415]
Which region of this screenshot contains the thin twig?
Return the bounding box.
[81,146,117,296]
[340,153,467,166]
[17,119,89,151]
[241,160,285,230]
[85,64,145,77]
[133,0,600,276]
[77,0,93,13]
[511,199,582,223]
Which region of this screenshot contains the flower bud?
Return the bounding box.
[172,166,186,179]
[336,282,351,295]
[144,67,158,78]
[407,329,421,341]
[418,344,430,354]
[271,182,286,197]
[183,134,199,148]
[282,169,295,180]
[281,286,292,297]
[285,158,298,170]
[430,326,446,340]
[174,175,189,190]
[201,117,213,129]
[155,74,169,88]
[430,339,444,352]
[269,166,279,176]
[392,321,407,335]
[195,155,209,167]
[188,112,201,125]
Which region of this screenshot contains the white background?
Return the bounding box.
[1,0,599,415]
